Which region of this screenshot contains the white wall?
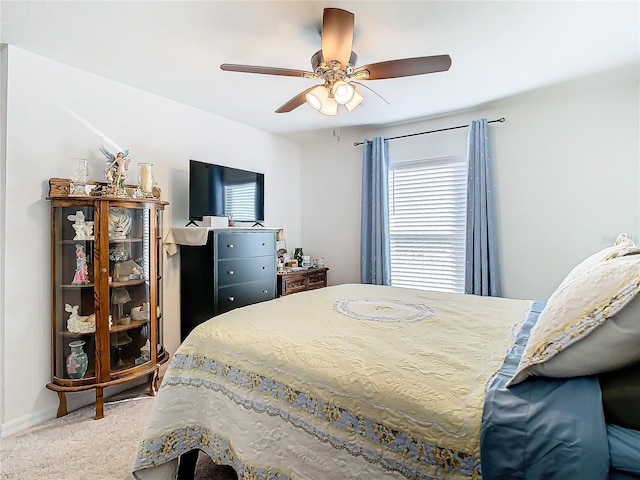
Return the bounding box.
[2,44,638,437]
[0,46,302,435]
[0,44,8,442]
[301,68,640,301]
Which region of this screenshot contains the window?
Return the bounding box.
[224,183,257,221]
[388,156,467,293]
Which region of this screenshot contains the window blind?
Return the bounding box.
[388,156,467,293]
[224,183,257,220]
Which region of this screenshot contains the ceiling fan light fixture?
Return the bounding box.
[320,97,338,116]
[221,9,451,115]
[344,90,364,112]
[306,88,323,110]
[306,85,338,115]
[333,80,355,105]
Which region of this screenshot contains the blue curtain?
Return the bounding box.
[465,118,501,296]
[360,137,391,285]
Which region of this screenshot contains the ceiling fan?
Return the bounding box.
[220,7,451,116]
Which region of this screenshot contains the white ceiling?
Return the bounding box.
[2,1,639,141]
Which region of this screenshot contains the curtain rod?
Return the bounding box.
[352,117,506,147]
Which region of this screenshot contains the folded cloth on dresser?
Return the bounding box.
[163,227,209,255]
[480,301,610,480]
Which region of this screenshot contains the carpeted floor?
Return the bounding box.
[0,386,237,480]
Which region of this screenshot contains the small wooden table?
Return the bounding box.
[277,267,329,296]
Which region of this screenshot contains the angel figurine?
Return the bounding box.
[72,244,90,285]
[100,145,130,196]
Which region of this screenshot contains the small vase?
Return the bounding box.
[66,340,88,379]
[69,158,89,196]
[294,248,304,267]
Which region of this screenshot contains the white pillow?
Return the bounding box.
[558,233,638,288]
[507,252,640,387]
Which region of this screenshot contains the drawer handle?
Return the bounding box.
[227,244,234,248]
[227,270,234,275]
[228,296,235,302]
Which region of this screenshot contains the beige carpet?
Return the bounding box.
[0,390,236,480]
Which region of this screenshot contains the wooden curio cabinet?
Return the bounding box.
[46,178,169,419]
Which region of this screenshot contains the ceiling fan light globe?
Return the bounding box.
[306,85,329,110]
[333,81,355,105]
[306,85,337,115]
[319,97,338,116]
[345,90,364,112]
[306,92,322,110]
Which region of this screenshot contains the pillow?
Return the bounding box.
[600,363,640,430]
[607,424,640,474]
[557,233,638,289]
[507,251,640,387]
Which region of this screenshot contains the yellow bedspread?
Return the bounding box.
[134,284,532,480]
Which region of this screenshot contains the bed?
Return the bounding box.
[133,240,640,480]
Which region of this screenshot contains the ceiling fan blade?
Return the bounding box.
[321,8,354,68]
[275,86,317,113]
[353,55,452,80]
[221,64,316,78]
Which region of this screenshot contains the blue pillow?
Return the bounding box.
[607,424,640,475]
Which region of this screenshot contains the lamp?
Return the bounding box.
[345,90,364,112]
[306,81,364,115]
[332,80,355,105]
[111,287,131,324]
[306,85,338,116]
[110,287,133,365]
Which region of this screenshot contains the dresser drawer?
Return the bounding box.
[308,270,328,290]
[216,232,275,259]
[281,273,308,295]
[216,280,275,315]
[217,257,275,287]
[277,267,329,296]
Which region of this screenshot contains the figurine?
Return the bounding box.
[100,145,130,196]
[72,244,90,284]
[135,339,151,365]
[108,207,132,240]
[84,221,94,240]
[65,304,96,333]
[140,340,151,360]
[113,259,144,281]
[67,211,87,240]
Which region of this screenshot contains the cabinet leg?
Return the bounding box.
[56,392,68,418]
[95,387,104,419]
[149,365,160,396]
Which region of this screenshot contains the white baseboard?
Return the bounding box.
[1,378,148,438]
[1,390,94,438]
[1,407,58,438]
